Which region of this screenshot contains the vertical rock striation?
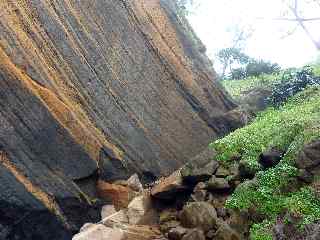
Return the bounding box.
[0,0,236,238]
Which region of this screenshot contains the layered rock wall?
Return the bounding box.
[0,0,236,239]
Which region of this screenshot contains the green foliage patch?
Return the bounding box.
[210,86,320,239]
[222,64,320,103]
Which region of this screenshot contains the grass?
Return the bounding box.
[221,73,279,99]
[210,86,320,239]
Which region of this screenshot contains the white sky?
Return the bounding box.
[187,0,320,72]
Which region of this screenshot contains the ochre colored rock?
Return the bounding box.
[0,0,237,238]
[97,181,135,210]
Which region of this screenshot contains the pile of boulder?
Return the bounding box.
[73,140,320,240]
[73,154,247,240]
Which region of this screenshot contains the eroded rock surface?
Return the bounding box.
[0,0,238,238]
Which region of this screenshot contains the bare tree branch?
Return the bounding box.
[279,0,320,50]
[273,17,320,21]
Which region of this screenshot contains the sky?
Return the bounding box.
[186,0,320,73]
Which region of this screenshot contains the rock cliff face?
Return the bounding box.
[0,0,236,239]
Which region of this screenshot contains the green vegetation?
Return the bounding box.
[210,86,320,239]
[222,73,280,99]
[222,64,320,101]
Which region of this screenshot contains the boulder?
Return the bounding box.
[238,161,257,179]
[168,226,188,240]
[228,210,251,238]
[297,169,314,183]
[127,174,144,192]
[160,209,179,224]
[215,167,230,178]
[72,224,125,240]
[181,161,218,184]
[123,225,165,240]
[151,171,190,200]
[97,181,135,209]
[192,182,207,201]
[103,210,129,224]
[127,195,158,225]
[214,222,240,240]
[241,88,273,112]
[80,223,95,233]
[101,205,117,220]
[207,176,231,192]
[179,202,219,232]
[181,229,206,240]
[296,140,320,175]
[160,221,181,234]
[208,107,255,137]
[188,148,218,168]
[259,148,284,169]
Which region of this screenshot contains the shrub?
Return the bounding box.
[246,60,281,77]
[268,66,320,106]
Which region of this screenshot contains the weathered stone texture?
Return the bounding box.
[0,0,236,238]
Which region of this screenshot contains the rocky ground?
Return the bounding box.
[73,139,320,240]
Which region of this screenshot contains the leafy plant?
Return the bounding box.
[210,86,320,239]
[269,66,320,106]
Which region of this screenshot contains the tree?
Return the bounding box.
[230,67,247,80]
[246,59,281,77]
[217,48,250,78]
